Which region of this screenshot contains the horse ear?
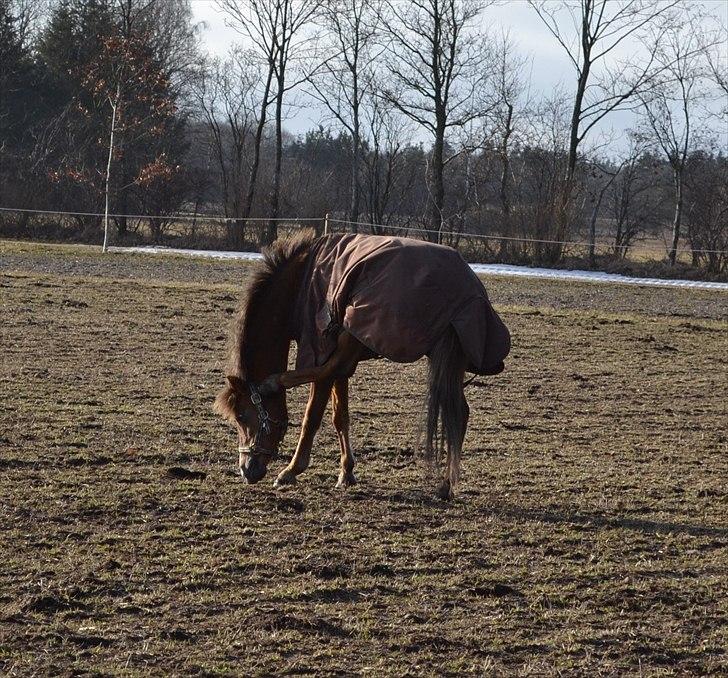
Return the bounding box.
[213,387,234,419]
[226,375,245,393]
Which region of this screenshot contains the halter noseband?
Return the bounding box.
[238,381,288,460]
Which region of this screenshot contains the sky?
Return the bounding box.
[189,0,728,151]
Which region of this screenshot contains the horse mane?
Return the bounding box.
[215,230,317,422]
[230,229,317,381]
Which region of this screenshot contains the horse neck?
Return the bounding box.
[245,257,303,383]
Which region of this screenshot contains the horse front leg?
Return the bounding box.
[259,331,365,393]
[331,378,356,488]
[274,378,334,488]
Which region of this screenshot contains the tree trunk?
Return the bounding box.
[588,179,611,267]
[588,203,598,267]
[266,74,284,246]
[349,124,361,230]
[428,121,445,244]
[498,103,513,259]
[102,89,120,253]
[556,40,592,262]
[116,142,128,237]
[614,216,624,256]
[151,217,162,242]
[234,218,246,248]
[242,64,274,246]
[349,80,361,230]
[669,169,683,266]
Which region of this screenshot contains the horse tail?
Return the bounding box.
[425,325,468,485]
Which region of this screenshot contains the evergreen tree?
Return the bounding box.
[0,0,48,205]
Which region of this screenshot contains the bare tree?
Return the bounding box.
[637,17,710,265]
[483,29,529,255]
[360,96,415,231]
[517,87,572,261]
[6,0,48,43]
[700,18,728,118]
[609,137,662,257]
[584,158,622,266]
[706,45,728,100]
[137,0,202,102]
[684,147,727,274]
[527,0,681,257]
[193,50,262,246]
[216,0,318,244]
[307,0,380,226]
[379,0,490,242]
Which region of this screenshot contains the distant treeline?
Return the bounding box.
[0,0,726,274]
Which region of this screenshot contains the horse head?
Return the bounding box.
[214,375,288,484]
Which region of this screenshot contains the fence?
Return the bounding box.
[0,206,726,273]
[0,206,324,252]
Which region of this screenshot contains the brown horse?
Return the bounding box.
[214,231,510,499]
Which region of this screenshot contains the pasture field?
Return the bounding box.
[1,240,726,676]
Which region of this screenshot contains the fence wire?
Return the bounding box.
[0,206,320,223]
[327,217,728,256]
[1,206,726,256]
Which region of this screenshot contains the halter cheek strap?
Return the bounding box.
[239,382,288,460]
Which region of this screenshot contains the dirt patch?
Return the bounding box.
[1,241,726,674]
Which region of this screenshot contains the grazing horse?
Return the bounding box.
[214,231,510,499]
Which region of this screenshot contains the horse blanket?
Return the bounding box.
[292,234,511,375]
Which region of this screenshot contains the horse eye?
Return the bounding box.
[236,412,247,424]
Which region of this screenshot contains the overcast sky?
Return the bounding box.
[190,0,728,151]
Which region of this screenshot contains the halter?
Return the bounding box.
[238,381,288,460]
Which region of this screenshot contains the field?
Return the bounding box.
[1,240,726,676]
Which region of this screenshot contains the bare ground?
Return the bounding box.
[0,240,726,676]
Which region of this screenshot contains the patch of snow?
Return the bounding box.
[468,262,728,291]
[110,245,728,292]
[111,245,264,262]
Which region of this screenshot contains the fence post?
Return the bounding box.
[324,213,329,236]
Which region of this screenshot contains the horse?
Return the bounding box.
[214,231,510,500]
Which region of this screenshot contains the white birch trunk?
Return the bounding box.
[102,86,120,253]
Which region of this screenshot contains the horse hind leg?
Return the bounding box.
[331,378,357,488]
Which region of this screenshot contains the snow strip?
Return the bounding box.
[110,245,728,291]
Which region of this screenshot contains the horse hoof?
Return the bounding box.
[336,472,357,489]
[274,471,297,488]
[436,482,453,501]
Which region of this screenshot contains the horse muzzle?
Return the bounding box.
[238,446,270,484]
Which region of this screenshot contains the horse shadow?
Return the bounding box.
[368,487,727,539]
[482,502,728,539]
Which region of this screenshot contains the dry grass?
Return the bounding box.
[0,240,726,676]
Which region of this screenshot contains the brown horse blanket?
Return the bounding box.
[292,234,511,375]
